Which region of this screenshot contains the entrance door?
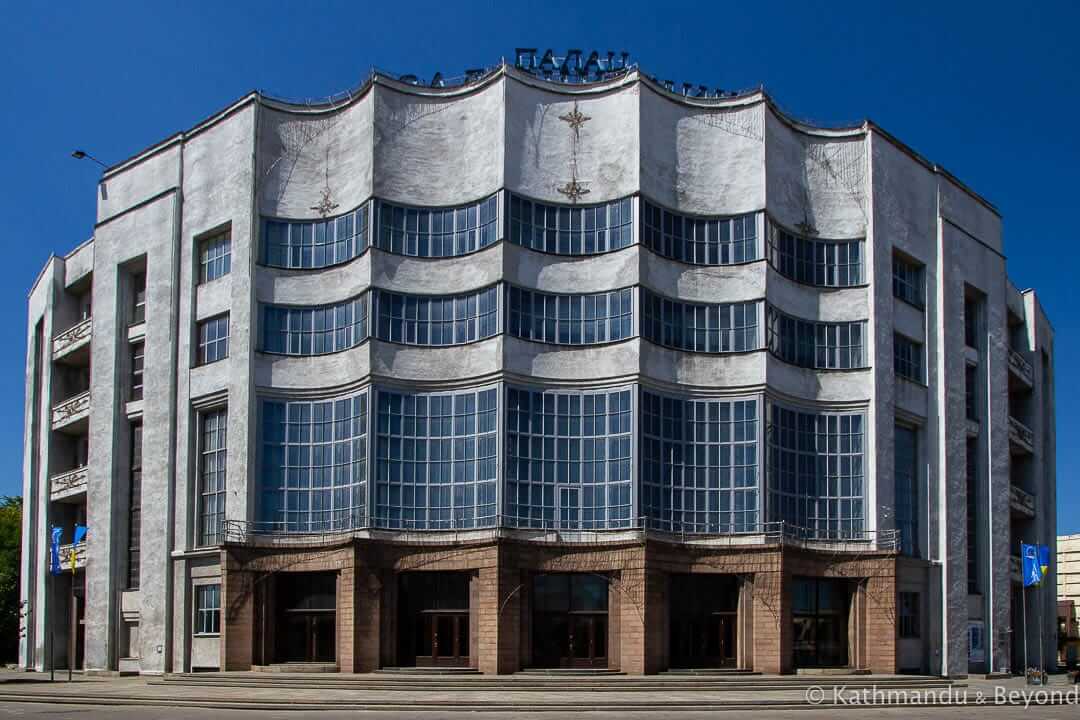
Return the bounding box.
[415,612,469,666]
[792,577,849,668]
[283,612,336,662]
[532,573,609,668]
[669,574,740,668]
[398,572,471,667]
[275,572,337,664]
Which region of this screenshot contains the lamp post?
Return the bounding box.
[70,150,108,169]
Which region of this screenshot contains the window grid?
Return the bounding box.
[506,387,633,530]
[768,225,863,287]
[263,203,369,269]
[641,290,759,353]
[130,341,144,401]
[197,314,230,365]
[127,423,142,589]
[766,307,865,370]
[199,230,232,283]
[892,254,924,308]
[263,295,369,355]
[767,405,865,539]
[194,584,221,635]
[508,194,633,255]
[375,389,498,529]
[376,195,498,257]
[131,273,146,325]
[895,424,919,557]
[641,201,758,265]
[198,409,227,546]
[375,287,498,346]
[899,591,920,638]
[641,392,758,534]
[507,286,633,346]
[260,393,368,533]
[894,334,924,383]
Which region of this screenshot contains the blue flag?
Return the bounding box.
[73,525,87,544]
[49,527,62,576]
[1022,542,1044,587]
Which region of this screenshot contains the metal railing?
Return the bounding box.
[1008,348,1034,386]
[1010,483,1037,516]
[1009,416,1035,450]
[50,465,88,500]
[52,317,92,357]
[51,389,91,428]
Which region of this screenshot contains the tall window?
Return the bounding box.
[641,291,759,353]
[199,229,232,283]
[198,409,227,546]
[507,287,633,346]
[894,424,919,557]
[508,194,633,255]
[892,253,924,308]
[505,387,632,529]
[965,364,978,420]
[131,273,146,325]
[127,423,142,589]
[899,591,921,638]
[260,392,368,532]
[194,584,221,635]
[894,334,924,383]
[262,295,368,355]
[130,341,145,401]
[964,293,981,348]
[768,225,863,287]
[641,202,758,265]
[641,392,758,533]
[766,307,865,369]
[262,203,369,269]
[767,405,865,538]
[197,314,229,365]
[375,288,498,346]
[376,195,498,257]
[966,438,979,593]
[375,388,497,529]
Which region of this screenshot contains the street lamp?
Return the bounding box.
[70,150,108,169]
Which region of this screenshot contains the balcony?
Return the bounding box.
[58,541,87,572]
[1009,416,1035,455]
[1008,348,1034,389]
[51,390,90,433]
[50,466,88,503]
[52,317,92,365]
[1010,483,1036,519]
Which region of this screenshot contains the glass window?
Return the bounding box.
[895,424,919,557]
[768,224,863,287]
[375,287,498,346]
[508,194,633,255]
[375,388,497,529]
[507,286,632,346]
[376,195,498,257]
[641,201,758,265]
[899,591,920,638]
[130,341,144,401]
[641,290,759,353]
[260,392,368,533]
[194,584,221,635]
[892,253,924,308]
[262,203,370,269]
[127,423,142,589]
[766,307,865,369]
[197,314,229,365]
[505,387,632,530]
[965,364,978,420]
[198,408,227,546]
[131,273,146,325]
[262,294,369,355]
[767,404,865,539]
[964,294,981,348]
[199,229,232,283]
[894,334,924,383]
[641,392,759,533]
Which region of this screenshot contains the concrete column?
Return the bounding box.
[220,551,253,670]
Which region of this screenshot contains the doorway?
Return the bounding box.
[275,572,337,663]
[792,577,849,668]
[669,574,739,668]
[531,573,609,668]
[398,572,471,667]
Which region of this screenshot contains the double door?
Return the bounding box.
[416,611,469,667]
[671,613,737,668]
[281,611,336,663]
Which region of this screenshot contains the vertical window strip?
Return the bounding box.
[260,392,368,533]
[768,225,863,287]
[130,341,145,401]
[641,201,758,265]
[894,424,919,557]
[375,287,498,346]
[506,286,633,346]
[894,334,924,383]
[766,306,865,369]
[131,273,146,325]
[640,392,759,534]
[505,387,633,530]
[127,423,142,589]
[197,314,230,365]
[508,194,633,255]
[262,295,369,355]
[640,290,759,353]
[199,230,232,283]
[198,409,227,546]
[892,254,924,308]
[262,203,369,269]
[375,388,498,529]
[376,195,499,257]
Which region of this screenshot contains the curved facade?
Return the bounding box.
[20,58,1057,679]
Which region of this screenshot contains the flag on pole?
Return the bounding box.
[1038,544,1050,579]
[1022,542,1043,587]
[71,525,87,572]
[48,527,62,576]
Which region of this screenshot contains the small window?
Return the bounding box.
[131,273,146,326]
[130,341,145,401]
[894,334,924,383]
[197,314,229,365]
[899,591,920,638]
[199,230,232,284]
[892,253,924,308]
[194,584,221,635]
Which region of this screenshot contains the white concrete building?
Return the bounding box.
[20,51,1055,676]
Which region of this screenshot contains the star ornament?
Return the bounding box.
[310,187,340,218]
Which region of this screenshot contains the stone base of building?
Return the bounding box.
[219,537,900,675]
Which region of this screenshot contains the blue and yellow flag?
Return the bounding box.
[1022,543,1042,587]
[1038,543,1051,579]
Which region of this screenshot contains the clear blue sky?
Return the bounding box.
[0,2,1075,529]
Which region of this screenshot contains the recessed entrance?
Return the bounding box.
[397,572,471,667]
[669,574,739,668]
[792,577,849,668]
[275,572,337,663]
[531,573,609,668]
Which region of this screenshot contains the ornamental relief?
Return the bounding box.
[52,391,91,425]
[53,317,92,355]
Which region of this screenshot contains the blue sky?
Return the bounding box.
[0,1,1075,529]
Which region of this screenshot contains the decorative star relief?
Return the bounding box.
[310,186,340,218]
[557,179,591,202]
[558,106,592,131]
[557,102,592,204]
[795,217,818,237]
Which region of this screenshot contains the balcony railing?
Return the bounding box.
[1010,484,1036,518]
[1009,416,1035,453]
[58,541,87,571]
[1009,348,1034,387]
[51,390,91,430]
[50,466,88,502]
[52,317,92,360]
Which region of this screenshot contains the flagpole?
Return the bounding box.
[1022,541,1028,676]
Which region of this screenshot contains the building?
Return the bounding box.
[1058,535,1080,665]
[20,50,1056,677]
